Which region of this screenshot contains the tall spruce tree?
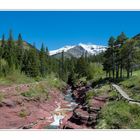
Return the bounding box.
[1,34,5,48]
[122,39,136,78]
[17,33,23,47]
[108,36,116,80]
[8,30,14,47]
[115,32,128,79]
[39,43,47,76]
[25,47,40,77]
[76,54,88,78]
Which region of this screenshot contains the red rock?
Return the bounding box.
[63,121,88,129]
[2,99,16,107]
[0,83,65,129]
[74,108,89,119]
[59,112,73,129]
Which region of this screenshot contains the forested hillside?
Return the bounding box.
[0,30,105,85]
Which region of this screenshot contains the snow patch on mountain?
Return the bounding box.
[49,43,107,56]
[78,43,106,55]
[49,45,75,56]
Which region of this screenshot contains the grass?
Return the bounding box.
[0,71,66,102]
[108,90,118,100]
[21,74,66,101]
[96,100,140,129]
[0,70,66,92]
[119,70,140,101]
[21,82,49,101]
[85,84,118,104]
[85,90,96,102]
[0,93,4,103]
[19,109,28,118]
[0,70,35,85]
[45,73,66,90]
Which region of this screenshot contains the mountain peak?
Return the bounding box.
[49,43,107,58]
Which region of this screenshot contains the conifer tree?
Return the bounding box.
[8,30,14,47]
[25,47,40,77]
[17,33,23,47]
[122,39,136,78]
[39,43,47,76]
[115,32,128,79]
[1,34,5,48]
[76,54,88,78]
[103,47,112,78]
[108,36,116,80]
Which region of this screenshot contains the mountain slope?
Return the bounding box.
[0,40,34,50]
[49,43,107,58]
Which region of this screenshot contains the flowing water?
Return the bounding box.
[46,87,77,129]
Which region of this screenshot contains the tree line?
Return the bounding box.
[0,30,102,83]
[2,30,139,85]
[0,30,50,77]
[103,32,140,81]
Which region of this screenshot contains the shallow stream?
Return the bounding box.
[46,87,77,129]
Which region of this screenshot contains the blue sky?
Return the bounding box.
[0,11,140,50]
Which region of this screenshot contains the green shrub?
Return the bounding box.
[87,63,105,80]
[0,59,9,77]
[46,73,66,90]
[0,93,4,103]
[19,109,28,118]
[108,90,118,100]
[96,101,140,129]
[86,90,96,102]
[0,70,35,85]
[21,82,49,101]
[120,70,140,100]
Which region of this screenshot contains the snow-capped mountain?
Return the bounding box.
[49,43,107,58]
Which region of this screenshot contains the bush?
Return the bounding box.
[19,109,28,118]
[0,70,35,85]
[108,90,118,100]
[120,70,140,100]
[21,82,49,101]
[87,63,105,80]
[86,84,115,103]
[96,101,140,129]
[46,73,66,90]
[86,90,96,102]
[0,59,9,76]
[0,93,4,103]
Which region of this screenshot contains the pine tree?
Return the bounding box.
[76,54,88,78]
[61,50,65,80]
[103,47,112,78]
[17,33,23,47]
[45,46,49,58]
[1,34,5,48]
[8,30,14,47]
[108,36,116,80]
[122,39,136,78]
[39,43,47,76]
[115,32,128,79]
[24,47,40,77]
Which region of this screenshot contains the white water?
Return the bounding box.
[47,114,64,129]
[46,88,77,129]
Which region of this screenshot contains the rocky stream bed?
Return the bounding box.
[47,85,108,129]
[0,83,108,129]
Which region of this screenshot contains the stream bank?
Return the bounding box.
[47,83,109,129]
[60,85,108,129]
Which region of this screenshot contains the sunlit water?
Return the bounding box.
[46,88,77,129]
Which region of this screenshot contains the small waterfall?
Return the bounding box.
[46,87,77,129]
[46,114,64,129]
